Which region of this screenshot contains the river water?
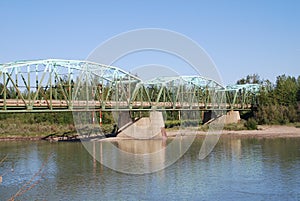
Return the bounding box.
[0,137,300,201]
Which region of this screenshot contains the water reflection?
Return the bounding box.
[84,139,169,174]
[0,138,300,200]
[113,139,167,154]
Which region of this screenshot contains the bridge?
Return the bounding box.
[0,59,260,113]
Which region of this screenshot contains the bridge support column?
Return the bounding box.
[117,111,165,139]
[225,110,240,124]
[202,110,241,125]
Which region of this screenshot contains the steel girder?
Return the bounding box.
[141,76,226,110]
[0,59,140,112]
[222,84,260,110]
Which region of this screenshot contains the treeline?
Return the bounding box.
[237,74,300,124]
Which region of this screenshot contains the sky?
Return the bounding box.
[0,0,299,85]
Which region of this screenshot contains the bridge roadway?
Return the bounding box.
[0,99,252,112]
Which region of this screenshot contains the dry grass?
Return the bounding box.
[0,118,75,137]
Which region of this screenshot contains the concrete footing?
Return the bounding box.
[225,111,241,124]
[117,111,165,139]
[203,110,241,125]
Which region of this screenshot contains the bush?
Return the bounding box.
[224,121,246,131]
[165,120,181,128]
[164,120,200,128]
[244,118,257,130]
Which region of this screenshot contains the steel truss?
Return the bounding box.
[0,59,260,112]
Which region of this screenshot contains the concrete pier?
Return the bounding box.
[203,110,241,125]
[225,110,241,124]
[117,111,165,139]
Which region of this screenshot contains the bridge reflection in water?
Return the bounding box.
[87,139,167,174]
[84,136,193,174]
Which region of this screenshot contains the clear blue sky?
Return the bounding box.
[1,0,299,84]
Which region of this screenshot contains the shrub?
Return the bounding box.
[224,121,246,131]
[244,118,257,130]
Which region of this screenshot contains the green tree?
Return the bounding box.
[274,75,298,106]
[236,74,261,84]
[297,75,300,102]
[254,74,299,124]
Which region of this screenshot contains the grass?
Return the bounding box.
[165,121,250,132]
[0,116,118,138]
[0,117,74,138]
[223,122,247,131]
[293,122,300,128]
[281,122,300,128]
[165,119,258,132]
[0,124,75,137]
[197,125,209,132]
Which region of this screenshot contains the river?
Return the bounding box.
[0,137,300,200]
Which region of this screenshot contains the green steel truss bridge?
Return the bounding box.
[0,59,260,113]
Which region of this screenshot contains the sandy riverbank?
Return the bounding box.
[167,125,300,138]
[83,125,300,142]
[0,125,300,141]
[224,125,300,138]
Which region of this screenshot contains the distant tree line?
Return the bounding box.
[237,74,300,124]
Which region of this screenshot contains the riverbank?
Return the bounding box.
[225,125,300,138]
[167,125,300,138]
[0,136,43,141]
[1,125,299,141]
[0,126,76,141]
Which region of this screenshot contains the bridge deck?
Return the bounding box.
[0,99,252,112]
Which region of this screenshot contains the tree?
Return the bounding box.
[237,74,300,125]
[236,74,261,84]
[297,75,300,102]
[274,75,297,106]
